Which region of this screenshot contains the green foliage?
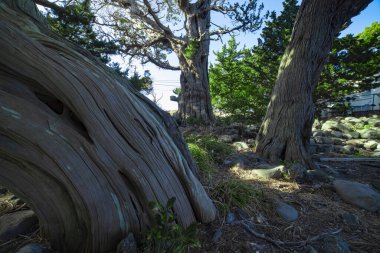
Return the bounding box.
[183,40,199,60]
[211,179,262,212]
[316,21,380,111]
[209,37,269,122]
[209,0,299,123]
[186,135,234,164]
[172,88,181,96]
[144,198,201,253]
[187,143,214,175]
[46,0,118,63]
[128,70,153,94]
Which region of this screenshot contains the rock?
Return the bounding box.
[117,233,137,253]
[307,245,318,253]
[322,235,351,253]
[371,179,380,192]
[321,120,351,133]
[313,119,322,129]
[306,170,333,183]
[288,163,307,179]
[0,210,38,242]
[342,131,360,139]
[218,134,238,143]
[212,229,223,243]
[16,244,44,253]
[363,140,378,150]
[374,121,380,127]
[275,201,298,222]
[318,164,339,176]
[332,138,343,145]
[341,212,359,226]
[226,212,236,224]
[313,130,325,137]
[333,180,380,211]
[0,187,7,195]
[331,131,343,138]
[315,144,334,153]
[334,145,355,155]
[344,117,362,124]
[243,125,259,138]
[358,129,380,139]
[232,142,249,151]
[345,139,365,148]
[251,165,285,179]
[315,136,333,144]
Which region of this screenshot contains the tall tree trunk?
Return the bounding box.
[176,1,214,124]
[0,1,216,252]
[256,0,372,169]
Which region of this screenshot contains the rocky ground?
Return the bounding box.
[1,115,379,252]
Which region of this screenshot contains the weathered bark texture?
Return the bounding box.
[0,1,216,252]
[175,0,214,124]
[256,0,372,168]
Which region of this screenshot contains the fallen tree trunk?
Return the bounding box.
[0,1,216,252]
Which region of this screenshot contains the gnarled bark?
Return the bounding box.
[0,1,216,252]
[176,0,214,124]
[256,0,372,169]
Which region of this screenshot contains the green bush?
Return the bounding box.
[144,197,200,253]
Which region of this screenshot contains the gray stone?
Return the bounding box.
[341,212,359,226]
[252,165,285,179]
[364,140,378,150]
[321,120,351,133]
[16,244,44,253]
[332,138,343,145]
[288,163,307,179]
[331,131,343,138]
[313,119,322,129]
[243,125,259,138]
[275,201,298,222]
[313,130,325,137]
[212,229,223,243]
[117,233,137,253]
[0,187,7,195]
[307,245,318,253]
[322,235,351,253]
[315,136,333,144]
[334,145,355,155]
[318,164,339,176]
[218,135,235,143]
[226,212,236,224]
[232,141,249,151]
[306,170,333,183]
[358,129,380,139]
[345,139,365,148]
[372,180,380,192]
[333,180,380,211]
[315,144,334,153]
[0,210,38,242]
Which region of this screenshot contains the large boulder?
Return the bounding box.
[364,140,378,150]
[321,120,351,133]
[333,180,380,212]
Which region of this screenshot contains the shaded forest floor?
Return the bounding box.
[1,123,380,253]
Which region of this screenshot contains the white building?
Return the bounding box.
[346,87,380,113]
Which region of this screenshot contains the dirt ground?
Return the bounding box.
[195,158,380,253]
[1,140,379,252]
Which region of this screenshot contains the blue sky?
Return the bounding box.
[140,0,380,110]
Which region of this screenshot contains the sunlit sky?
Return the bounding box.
[127,0,379,111]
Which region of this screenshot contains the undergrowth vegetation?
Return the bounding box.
[143,198,200,253]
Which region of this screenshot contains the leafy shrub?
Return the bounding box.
[144,197,200,253]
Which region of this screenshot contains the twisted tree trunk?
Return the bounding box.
[0,1,216,252]
[176,0,214,124]
[256,0,372,170]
